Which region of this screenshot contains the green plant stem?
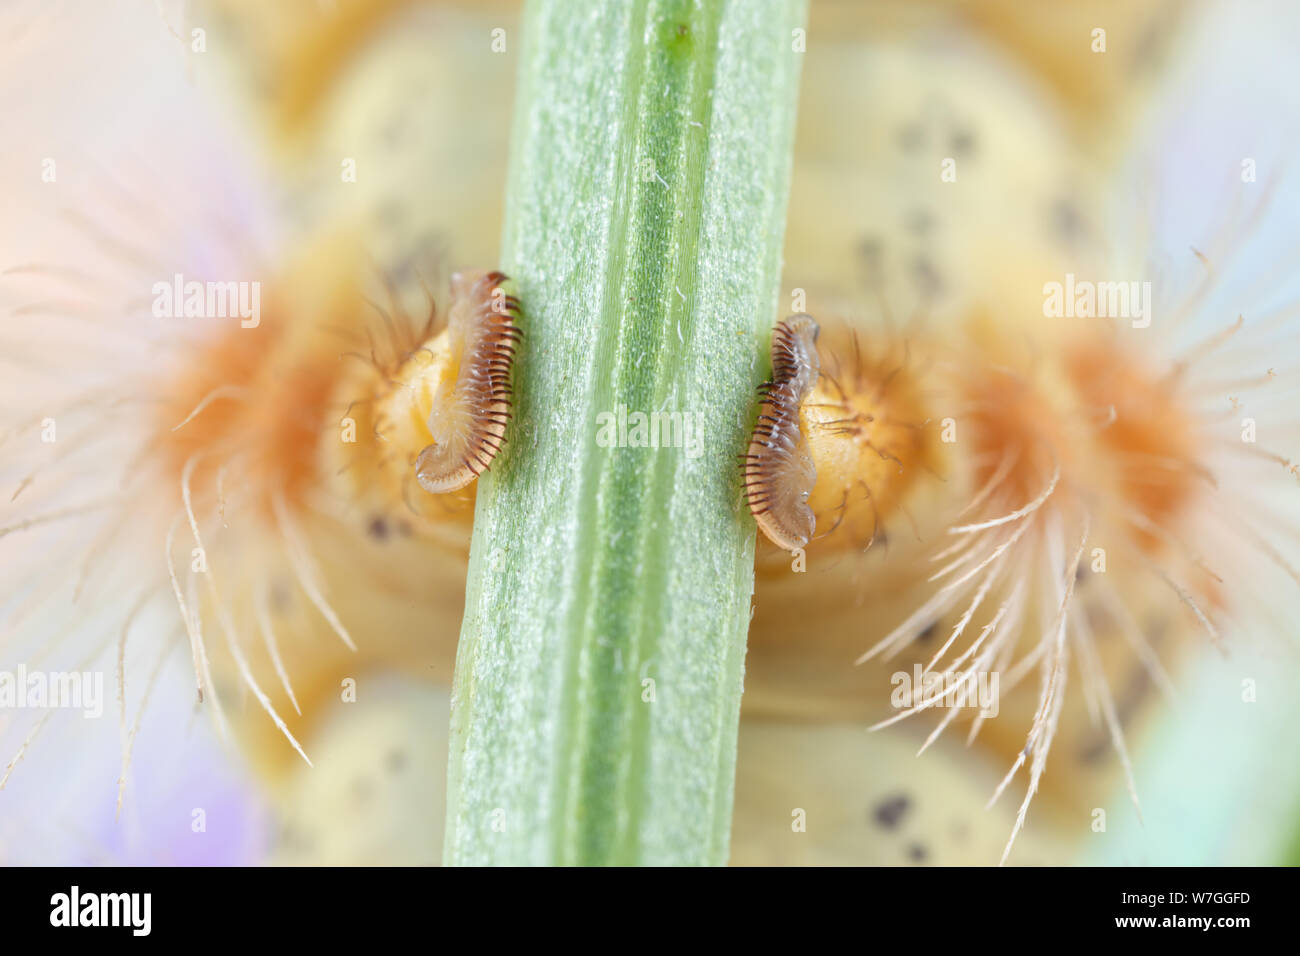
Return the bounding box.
[443,0,806,866]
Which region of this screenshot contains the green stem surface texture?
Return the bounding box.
[444,0,807,866]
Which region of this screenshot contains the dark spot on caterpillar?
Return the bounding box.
[1079,662,1153,763]
[906,208,935,236]
[1132,13,1175,74]
[910,254,943,298]
[269,580,292,613]
[744,315,821,550]
[1052,197,1087,243]
[907,842,929,863]
[897,122,925,152]
[857,236,885,289]
[950,127,975,157]
[277,821,313,854]
[1085,600,1115,638]
[916,620,939,643]
[386,749,407,774]
[872,792,911,830]
[367,515,389,541]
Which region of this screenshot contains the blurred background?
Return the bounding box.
[1,0,1298,865]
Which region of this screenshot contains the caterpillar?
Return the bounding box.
[0,215,515,803]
